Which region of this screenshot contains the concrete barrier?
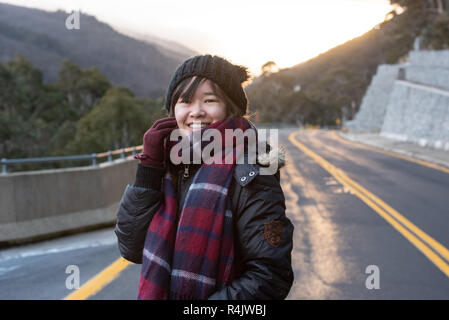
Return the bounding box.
[348,49,449,150]
[345,64,402,132]
[381,80,449,148]
[0,158,137,245]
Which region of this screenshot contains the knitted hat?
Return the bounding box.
[164,54,250,114]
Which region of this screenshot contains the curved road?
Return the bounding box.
[1,128,448,299]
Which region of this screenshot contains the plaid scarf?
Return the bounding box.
[137,117,253,300]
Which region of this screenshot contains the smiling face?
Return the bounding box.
[172,77,228,135]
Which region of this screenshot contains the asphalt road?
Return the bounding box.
[1,128,448,299]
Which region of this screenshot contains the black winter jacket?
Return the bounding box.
[115,150,294,300]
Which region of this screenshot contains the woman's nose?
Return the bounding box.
[189,101,206,117]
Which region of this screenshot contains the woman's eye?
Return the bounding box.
[205,99,217,103]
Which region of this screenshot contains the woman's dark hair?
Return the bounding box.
[168,76,246,118]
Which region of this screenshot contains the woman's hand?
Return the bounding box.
[134,117,178,168]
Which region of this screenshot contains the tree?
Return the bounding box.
[66,87,163,154]
[261,61,279,76]
[57,60,111,119]
[0,55,48,159]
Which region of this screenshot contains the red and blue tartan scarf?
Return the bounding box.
[137,117,254,300]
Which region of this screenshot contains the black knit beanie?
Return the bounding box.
[164,54,250,114]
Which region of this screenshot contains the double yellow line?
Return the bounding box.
[65,130,448,300]
[289,131,449,278]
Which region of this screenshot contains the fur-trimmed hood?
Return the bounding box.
[257,145,286,169]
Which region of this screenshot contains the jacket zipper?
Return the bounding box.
[176,165,189,227]
[183,165,190,180]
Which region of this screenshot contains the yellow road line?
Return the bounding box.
[336,169,449,262]
[289,131,449,277]
[63,257,132,300]
[331,131,449,175]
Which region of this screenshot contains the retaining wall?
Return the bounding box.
[345,64,402,131]
[348,50,449,150]
[0,158,137,244]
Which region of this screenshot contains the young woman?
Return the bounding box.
[115,54,294,300]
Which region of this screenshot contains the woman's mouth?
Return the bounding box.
[188,123,210,130]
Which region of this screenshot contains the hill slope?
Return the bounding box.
[246,1,449,125]
[0,3,196,98]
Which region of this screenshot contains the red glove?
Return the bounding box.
[134,117,178,168]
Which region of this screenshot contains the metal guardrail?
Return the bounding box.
[1,145,143,174]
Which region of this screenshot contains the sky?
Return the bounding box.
[2,0,393,76]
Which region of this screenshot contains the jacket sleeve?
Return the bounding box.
[114,164,166,264]
[208,171,294,300]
